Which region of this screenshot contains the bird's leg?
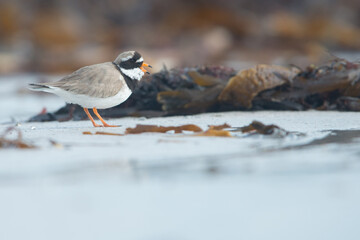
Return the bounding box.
[92,108,118,127]
[83,108,101,127]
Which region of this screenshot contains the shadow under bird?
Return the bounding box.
[29,51,151,127]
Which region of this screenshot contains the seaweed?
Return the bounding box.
[0,127,36,149]
[218,65,299,108]
[28,59,360,122]
[125,124,202,134]
[194,129,232,137]
[234,120,303,137]
[81,123,233,137]
[83,131,124,136]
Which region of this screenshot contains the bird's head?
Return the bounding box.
[113,51,151,81]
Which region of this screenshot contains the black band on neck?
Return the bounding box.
[112,62,138,92]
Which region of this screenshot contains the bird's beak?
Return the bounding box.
[140,62,152,74]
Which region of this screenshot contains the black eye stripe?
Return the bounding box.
[133,51,141,61]
[118,51,143,69]
[119,60,142,69]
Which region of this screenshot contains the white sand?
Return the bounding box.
[1,76,360,240]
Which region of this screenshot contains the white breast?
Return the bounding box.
[120,67,144,81]
[51,77,133,109]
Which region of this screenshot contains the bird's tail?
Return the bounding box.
[28,83,52,92]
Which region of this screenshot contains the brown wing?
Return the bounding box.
[46,62,124,98]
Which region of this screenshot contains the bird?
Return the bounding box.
[29,51,151,127]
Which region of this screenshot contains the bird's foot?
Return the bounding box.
[102,123,119,127]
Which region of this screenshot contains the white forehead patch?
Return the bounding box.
[121,55,133,62]
[117,51,135,62]
[136,57,144,63]
[120,67,144,81]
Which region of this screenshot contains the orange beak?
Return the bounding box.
[140,62,152,74]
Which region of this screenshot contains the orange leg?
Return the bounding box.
[83,108,101,127]
[92,108,118,127]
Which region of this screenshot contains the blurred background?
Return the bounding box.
[1,0,360,75]
[2,2,360,239]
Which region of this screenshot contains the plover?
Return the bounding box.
[29,51,151,127]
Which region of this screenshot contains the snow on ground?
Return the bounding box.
[1,76,360,240]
